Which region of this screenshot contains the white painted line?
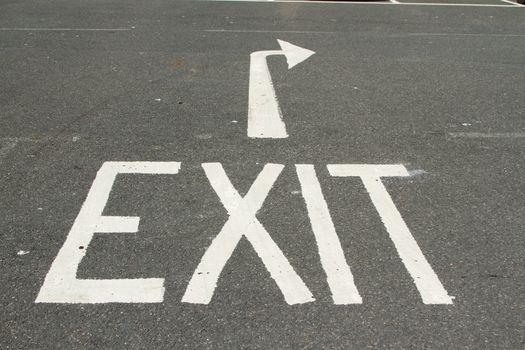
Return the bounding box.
[404,32,525,37]
[396,1,518,6]
[448,132,525,138]
[248,39,314,138]
[204,29,337,34]
[205,29,525,37]
[500,0,521,6]
[0,28,131,31]
[207,0,519,8]
[328,164,453,304]
[35,161,181,303]
[296,165,362,304]
[182,163,314,305]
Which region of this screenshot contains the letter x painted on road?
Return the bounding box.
[182,163,315,305]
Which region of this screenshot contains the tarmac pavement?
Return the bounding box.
[1,0,524,348]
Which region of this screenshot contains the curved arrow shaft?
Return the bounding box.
[248,50,288,139]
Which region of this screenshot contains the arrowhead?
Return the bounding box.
[277,39,315,69]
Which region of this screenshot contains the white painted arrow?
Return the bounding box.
[248,39,315,139]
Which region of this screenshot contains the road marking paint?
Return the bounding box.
[403,32,525,37]
[207,0,520,7]
[182,163,314,305]
[296,165,362,304]
[448,132,525,138]
[248,39,314,138]
[396,1,518,6]
[500,0,522,6]
[328,164,453,304]
[36,162,454,305]
[204,29,336,34]
[0,28,131,31]
[206,30,525,37]
[35,162,180,304]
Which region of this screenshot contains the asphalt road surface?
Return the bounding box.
[1,0,524,348]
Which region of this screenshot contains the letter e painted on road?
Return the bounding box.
[35,161,181,303]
